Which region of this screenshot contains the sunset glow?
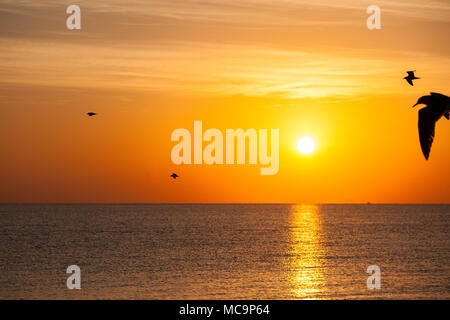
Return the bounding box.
[0,0,449,204]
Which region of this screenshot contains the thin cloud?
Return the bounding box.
[2,0,449,23]
[0,0,448,99]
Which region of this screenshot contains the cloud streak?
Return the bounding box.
[0,0,449,99]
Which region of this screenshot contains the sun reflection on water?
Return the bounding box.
[288,204,326,299]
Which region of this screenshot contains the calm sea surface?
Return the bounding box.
[0,204,449,299]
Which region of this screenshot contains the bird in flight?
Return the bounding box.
[170,173,179,179]
[404,71,420,86]
[413,92,450,160]
[87,112,97,117]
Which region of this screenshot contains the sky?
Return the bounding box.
[0,0,449,203]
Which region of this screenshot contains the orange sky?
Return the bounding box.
[0,0,449,203]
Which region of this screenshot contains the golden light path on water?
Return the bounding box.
[288,205,327,299]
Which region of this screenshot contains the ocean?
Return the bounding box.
[0,204,449,299]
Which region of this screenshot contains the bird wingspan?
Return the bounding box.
[430,92,450,102]
[430,92,446,97]
[406,78,413,86]
[418,108,437,160]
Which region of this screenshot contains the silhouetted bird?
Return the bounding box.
[413,92,450,160]
[404,71,420,86]
[87,112,97,117]
[170,173,179,179]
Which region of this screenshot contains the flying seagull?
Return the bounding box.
[170,173,179,179]
[87,112,97,117]
[413,92,450,160]
[404,71,420,86]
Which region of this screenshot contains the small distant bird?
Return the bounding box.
[412,92,450,160]
[170,173,179,179]
[404,71,420,86]
[87,112,97,117]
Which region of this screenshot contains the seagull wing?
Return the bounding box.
[406,78,413,86]
[407,71,415,77]
[430,92,450,103]
[418,107,437,160]
[430,92,446,97]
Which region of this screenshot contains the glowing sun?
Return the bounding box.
[297,137,316,155]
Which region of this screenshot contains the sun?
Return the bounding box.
[297,137,316,155]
